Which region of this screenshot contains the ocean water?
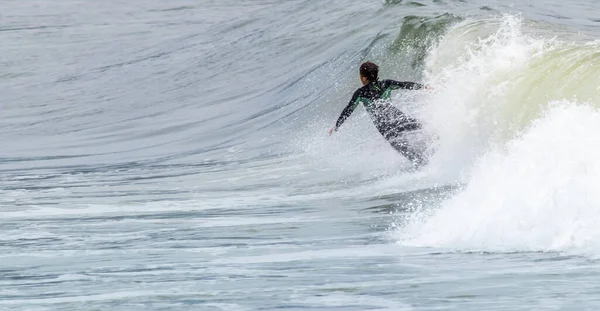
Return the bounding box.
[3,0,600,310]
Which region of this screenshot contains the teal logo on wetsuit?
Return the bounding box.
[353,86,393,113]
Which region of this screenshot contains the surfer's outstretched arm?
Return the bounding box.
[384,79,426,90]
[331,90,361,133]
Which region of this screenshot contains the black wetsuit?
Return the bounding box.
[333,79,425,164]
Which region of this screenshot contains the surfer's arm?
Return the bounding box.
[333,90,361,131]
[384,79,426,90]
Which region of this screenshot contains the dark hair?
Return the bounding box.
[360,61,379,82]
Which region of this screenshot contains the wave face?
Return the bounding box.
[396,16,600,255]
[3,0,600,310]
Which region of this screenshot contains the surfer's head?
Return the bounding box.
[360,61,378,85]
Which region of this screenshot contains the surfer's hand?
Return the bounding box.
[329,127,335,135]
[424,85,434,91]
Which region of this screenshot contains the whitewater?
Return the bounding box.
[3,0,600,310]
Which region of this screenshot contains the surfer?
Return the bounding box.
[329,61,431,165]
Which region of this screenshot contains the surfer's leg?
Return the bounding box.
[395,116,421,132]
[376,113,427,166]
[388,139,425,166]
[382,122,426,167]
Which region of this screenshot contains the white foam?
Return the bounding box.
[398,102,600,255]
